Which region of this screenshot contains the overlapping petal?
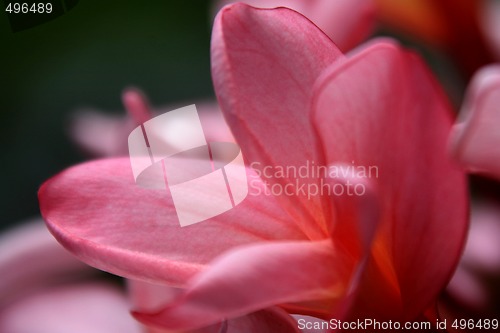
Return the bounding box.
[39,158,306,286]
[133,240,351,331]
[129,280,301,333]
[211,3,344,239]
[449,65,500,179]
[312,40,468,319]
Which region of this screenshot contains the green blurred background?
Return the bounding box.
[0,1,214,230]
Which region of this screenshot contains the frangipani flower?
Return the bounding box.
[39,4,468,332]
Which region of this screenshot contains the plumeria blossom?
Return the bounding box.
[39,3,468,332]
[0,220,141,333]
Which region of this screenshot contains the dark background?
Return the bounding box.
[0,1,214,230]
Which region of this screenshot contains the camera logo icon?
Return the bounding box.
[128,105,248,227]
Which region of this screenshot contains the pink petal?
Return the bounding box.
[142,307,301,333]
[0,219,95,307]
[323,170,383,321]
[222,308,301,333]
[449,65,500,179]
[196,102,235,143]
[312,40,468,319]
[443,201,500,314]
[132,240,352,331]
[445,266,489,311]
[70,109,134,157]
[213,0,376,52]
[460,202,500,273]
[211,3,344,239]
[39,158,307,286]
[0,283,141,333]
[129,280,302,332]
[128,279,182,312]
[122,88,154,125]
[70,101,234,157]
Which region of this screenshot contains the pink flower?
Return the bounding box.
[39,4,468,331]
[0,220,141,333]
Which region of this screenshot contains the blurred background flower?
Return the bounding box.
[0,220,141,333]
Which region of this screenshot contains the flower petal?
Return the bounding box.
[213,0,376,52]
[312,40,468,319]
[211,3,344,239]
[70,101,234,157]
[129,280,302,333]
[460,202,500,273]
[222,308,301,333]
[39,158,306,286]
[449,65,500,179]
[133,240,352,331]
[70,109,134,157]
[442,201,500,318]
